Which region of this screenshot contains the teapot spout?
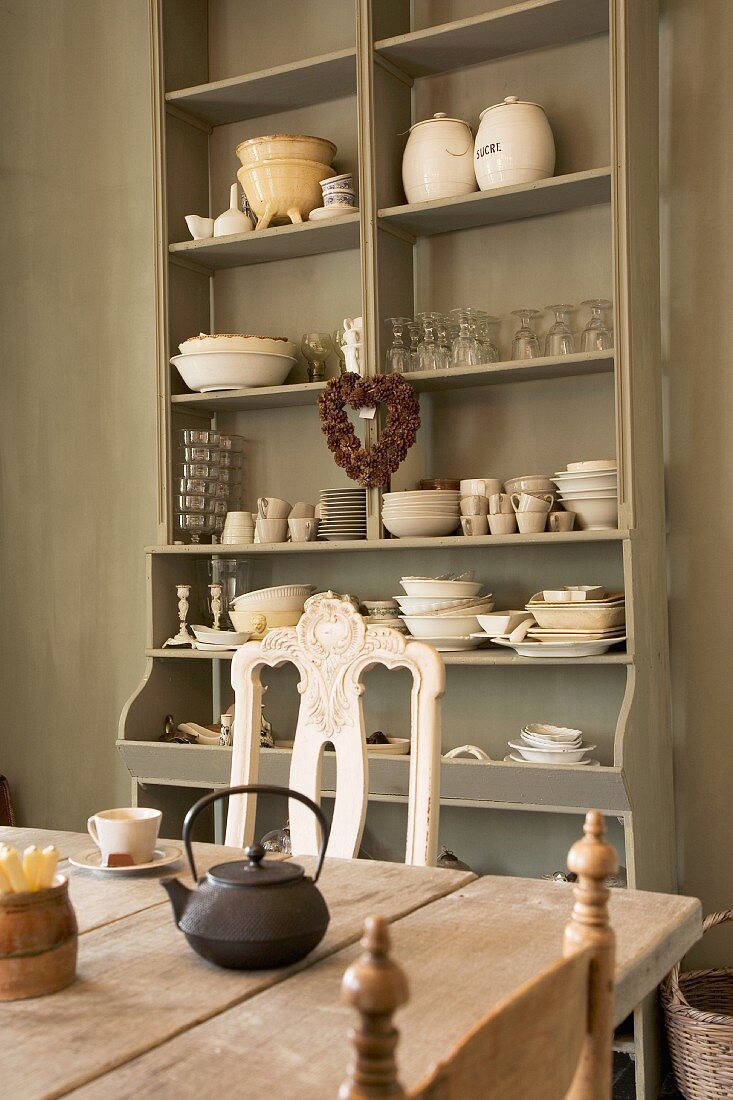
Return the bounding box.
[161,876,192,924]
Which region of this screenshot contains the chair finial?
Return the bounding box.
[339,917,409,1099]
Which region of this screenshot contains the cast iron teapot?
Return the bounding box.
[162,784,330,970]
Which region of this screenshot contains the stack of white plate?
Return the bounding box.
[318,487,367,541]
[552,460,618,530]
[506,724,598,766]
[382,491,461,539]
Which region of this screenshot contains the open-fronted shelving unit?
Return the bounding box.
[125,4,671,1091]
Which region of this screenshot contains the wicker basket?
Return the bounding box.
[661,910,733,1099]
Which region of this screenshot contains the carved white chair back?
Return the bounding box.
[226,596,445,865]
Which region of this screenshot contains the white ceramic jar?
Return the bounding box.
[402,113,478,204]
[473,97,555,190]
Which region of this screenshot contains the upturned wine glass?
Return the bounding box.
[416,312,443,371]
[301,332,333,381]
[544,305,575,356]
[384,317,413,374]
[511,309,541,359]
[406,320,421,372]
[450,308,481,366]
[580,299,613,352]
[332,326,347,374]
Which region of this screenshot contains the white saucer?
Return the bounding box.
[69,844,183,874]
[309,205,359,221]
[504,754,599,767]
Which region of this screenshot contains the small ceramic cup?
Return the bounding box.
[460,478,502,498]
[321,173,354,193]
[289,502,316,519]
[323,189,356,207]
[548,511,575,532]
[87,807,161,865]
[488,493,514,515]
[516,512,548,534]
[460,495,489,517]
[461,515,489,536]
[223,511,253,529]
[184,214,214,240]
[488,512,517,535]
[255,517,289,543]
[511,492,553,514]
[257,496,291,520]
[288,517,318,542]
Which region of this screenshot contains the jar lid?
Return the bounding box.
[479,96,546,120]
[207,843,304,887]
[409,112,471,132]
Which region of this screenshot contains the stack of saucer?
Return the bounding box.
[506,724,598,766]
[382,490,460,539]
[318,487,367,541]
[221,511,254,545]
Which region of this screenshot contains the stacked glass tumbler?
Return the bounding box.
[175,429,244,543]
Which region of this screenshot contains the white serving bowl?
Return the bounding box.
[504,475,555,495]
[191,626,251,646]
[235,133,336,168]
[229,609,302,638]
[406,598,494,618]
[528,604,625,631]
[383,491,461,501]
[232,585,314,611]
[179,334,297,358]
[552,472,617,492]
[558,486,618,499]
[383,515,460,538]
[566,459,616,472]
[382,508,459,519]
[400,578,482,598]
[556,496,618,530]
[507,740,595,764]
[522,723,583,742]
[395,596,485,615]
[476,611,532,635]
[171,351,296,392]
[402,614,480,638]
[237,158,333,229]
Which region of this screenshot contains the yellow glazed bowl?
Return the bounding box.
[235,133,336,168]
[237,159,333,230]
[229,609,302,639]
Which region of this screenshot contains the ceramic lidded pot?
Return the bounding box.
[0,878,78,1001]
[402,113,478,204]
[474,97,555,190]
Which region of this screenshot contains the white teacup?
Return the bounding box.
[87,807,161,865]
[548,511,575,532]
[488,493,514,515]
[257,496,291,520]
[256,517,289,543]
[288,517,318,542]
[223,511,254,529]
[461,515,489,536]
[289,502,316,519]
[516,511,547,534]
[460,478,502,498]
[488,512,517,535]
[460,495,489,517]
[511,492,553,514]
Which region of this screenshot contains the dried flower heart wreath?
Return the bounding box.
[318,373,421,488]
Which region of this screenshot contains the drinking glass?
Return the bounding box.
[384,317,413,374]
[544,305,575,356]
[484,315,501,362]
[416,312,442,371]
[406,321,421,372]
[450,308,482,366]
[511,309,542,359]
[434,315,452,370]
[580,299,613,352]
[332,327,347,374]
[301,332,333,381]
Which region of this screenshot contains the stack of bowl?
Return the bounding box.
[229,584,315,640]
[361,600,407,633]
[395,575,494,651]
[382,491,461,538]
[235,134,337,230]
[506,724,597,766]
[172,333,298,393]
[551,460,618,530]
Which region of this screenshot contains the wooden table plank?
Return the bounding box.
[70,877,701,1099]
[0,856,473,1100]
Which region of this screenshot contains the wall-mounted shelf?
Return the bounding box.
[146,647,632,667]
[168,214,360,271]
[378,168,612,238]
[118,740,629,813]
[171,381,327,412]
[148,530,627,555]
[374,0,609,79]
[165,47,357,126]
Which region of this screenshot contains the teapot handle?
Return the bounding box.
[182,784,330,883]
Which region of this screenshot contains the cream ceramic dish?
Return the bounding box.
[232,585,314,610]
[400,578,482,598]
[383,515,460,538]
[235,133,336,168]
[404,598,494,618]
[179,333,297,357]
[229,609,302,638]
[508,740,595,764]
[522,723,583,743]
[401,614,480,638]
[191,626,251,646]
[503,475,555,495]
[505,754,598,767]
[395,596,488,615]
[237,159,333,229]
[309,205,359,221]
[528,604,625,631]
[566,459,617,472]
[476,611,532,635]
[556,496,618,529]
[492,637,623,658]
[171,351,296,392]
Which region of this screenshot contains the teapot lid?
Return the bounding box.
[409,111,471,132]
[207,843,305,887]
[479,96,546,120]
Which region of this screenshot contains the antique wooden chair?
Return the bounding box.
[226,594,445,865]
[339,810,618,1099]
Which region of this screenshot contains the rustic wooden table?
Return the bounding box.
[0,828,701,1099]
